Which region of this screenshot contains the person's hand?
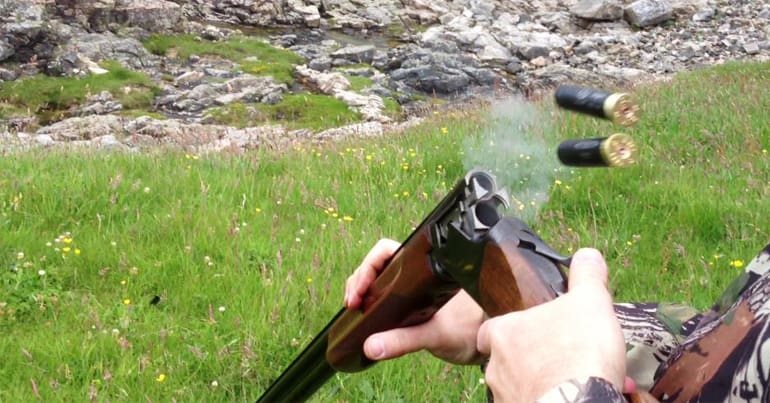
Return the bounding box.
[476,248,627,402]
[344,239,486,364]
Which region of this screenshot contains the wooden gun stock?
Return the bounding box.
[326,226,459,372]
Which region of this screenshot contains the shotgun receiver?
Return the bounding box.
[258,168,571,402]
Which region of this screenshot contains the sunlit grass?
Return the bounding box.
[0,61,769,401]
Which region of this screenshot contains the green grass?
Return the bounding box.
[142,34,305,85]
[0,61,158,125]
[206,95,362,131]
[1,61,769,401]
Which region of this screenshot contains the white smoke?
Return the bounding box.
[462,96,561,222]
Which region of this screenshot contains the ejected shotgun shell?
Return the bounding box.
[554,85,639,127]
[557,133,637,167]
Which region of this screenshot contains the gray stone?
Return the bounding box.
[692,8,715,22]
[624,0,674,27]
[331,45,377,64]
[744,43,761,55]
[571,0,624,21]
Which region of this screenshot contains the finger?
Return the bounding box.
[476,315,511,356]
[363,325,431,361]
[568,248,609,291]
[476,319,492,356]
[359,238,400,274]
[623,376,637,394]
[345,239,400,308]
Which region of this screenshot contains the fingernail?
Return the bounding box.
[367,337,385,360]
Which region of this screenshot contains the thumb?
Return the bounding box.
[363,326,431,361]
[568,248,609,291]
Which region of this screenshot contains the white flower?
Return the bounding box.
[218,306,226,312]
[16,252,24,260]
[37,270,46,276]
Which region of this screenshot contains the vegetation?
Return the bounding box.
[0,61,158,125]
[206,94,362,131]
[142,34,305,85]
[0,61,768,401]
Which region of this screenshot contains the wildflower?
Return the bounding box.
[554,179,562,186]
[62,247,71,253]
[440,127,449,134]
[74,249,81,256]
[295,237,301,243]
[111,241,117,247]
[306,277,313,283]
[730,260,745,268]
[63,237,73,245]
[16,252,24,260]
[38,270,46,276]
[123,299,131,305]
[342,216,353,222]
[218,306,226,312]
[211,380,219,387]
[479,378,486,385]
[120,280,127,286]
[143,187,151,193]
[156,374,166,382]
[112,329,120,336]
[256,208,262,213]
[365,154,373,161]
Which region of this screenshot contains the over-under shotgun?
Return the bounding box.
[258,168,572,402]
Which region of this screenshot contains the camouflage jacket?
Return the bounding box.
[535,242,770,403]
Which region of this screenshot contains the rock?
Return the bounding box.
[0,39,14,62]
[295,65,351,94]
[744,43,761,55]
[571,0,624,21]
[36,115,126,141]
[331,45,377,64]
[692,8,715,22]
[76,91,123,116]
[624,0,674,27]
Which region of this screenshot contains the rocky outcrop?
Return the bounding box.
[1,0,769,153]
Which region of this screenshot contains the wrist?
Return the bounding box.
[536,376,625,403]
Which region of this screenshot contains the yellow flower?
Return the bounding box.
[123,299,131,305]
[306,277,313,283]
[730,260,744,268]
[62,247,71,253]
[156,374,166,382]
[440,127,448,134]
[255,208,262,213]
[74,249,81,255]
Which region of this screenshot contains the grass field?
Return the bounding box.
[1,61,769,401]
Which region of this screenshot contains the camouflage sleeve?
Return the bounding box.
[615,302,702,390]
[535,377,625,403]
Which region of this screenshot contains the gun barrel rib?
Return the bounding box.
[257,309,343,402]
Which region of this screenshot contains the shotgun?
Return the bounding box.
[257,168,573,402]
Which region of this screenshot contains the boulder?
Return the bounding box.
[624,0,674,27]
[570,0,624,21]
